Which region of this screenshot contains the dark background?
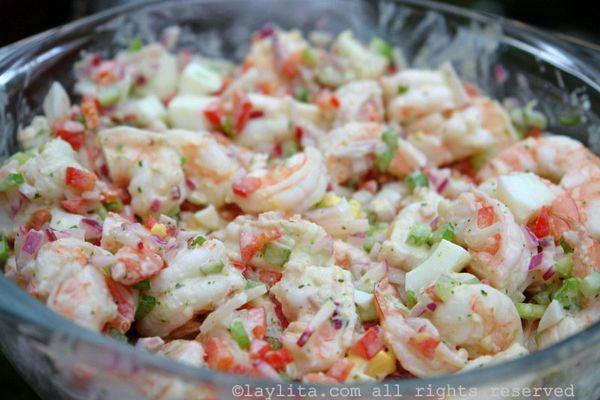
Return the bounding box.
[0,0,598,399]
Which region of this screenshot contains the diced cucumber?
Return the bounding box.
[555,255,573,278]
[230,320,250,350]
[581,272,600,298]
[200,260,224,275]
[552,278,582,310]
[0,235,9,262]
[262,242,292,268]
[0,173,25,192]
[515,302,546,320]
[97,86,121,107]
[405,222,431,246]
[405,171,429,190]
[135,295,157,320]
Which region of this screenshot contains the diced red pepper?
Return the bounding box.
[330,94,340,108]
[81,96,100,130]
[247,307,267,339]
[258,270,283,287]
[477,206,495,229]
[408,334,441,359]
[239,228,282,263]
[232,91,253,133]
[203,102,224,126]
[349,326,385,360]
[232,176,262,198]
[249,339,271,360]
[530,207,551,239]
[205,337,234,371]
[263,347,293,370]
[525,126,542,138]
[65,167,97,192]
[326,358,354,383]
[61,198,91,214]
[55,128,84,150]
[280,52,301,79]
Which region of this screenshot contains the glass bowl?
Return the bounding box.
[1,0,600,399]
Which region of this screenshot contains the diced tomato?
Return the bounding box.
[280,52,301,79]
[530,207,551,238]
[349,326,384,360]
[249,339,271,360]
[61,198,91,214]
[65,167,97,192]
[203,102,224,126]
[408,334,441,359]
[477,206,495,229]
[81,96,100,130]
[326,358,354,383]
[330,94,340,108]
[26,208,51,230]
[247,307,267,339]
[232,91,253,133]
[105,278,136,332]
[55,128,84,150]
[232,176,261,198]
[258,270,282,287]
[239,228,282,263]
[263,347,293,370]
[205,337,234,371]
[525,126,542,138]
[145,215,157,229]
[271,296,289,329]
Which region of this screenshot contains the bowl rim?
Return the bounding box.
[1,0,600,392]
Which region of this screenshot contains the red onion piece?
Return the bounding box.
[528,252,544,270]
[185,178,197,191]
[430,216,440,230]
[296,328,313,347]
[170,186,181,200]
[22,230,43,256]
[426,302,438,312]
[542,267,555,280]
[80,218,103,240]
[522,225,539,247]
[436,178,449,193]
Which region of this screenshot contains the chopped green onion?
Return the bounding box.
[397,85,409,94]
[369,37,394,62]
[515,302,546,320]
[405,171,429,190]
[555,255,573,278]
[281,141,298,158]
[128,39,143,52]
[405,290,417,308]
[132,279,150,290]
[98,86,121,107]
[200,260,224,275]
[375,148,395,172]
[230,320,250,350]
[265,336,282,350]
[532,290,551,306]
[381,129,399,149]
[96,205,108,220]
[357,301,378,322]
[559,237,574,254]
[428,223,456,245]
[245,279,262,289]
[406,222,431,246]
[104,199,123,212]
[0,235,10,263]
[559,112,580,127]
[0,173,25,192]
[135,295,157,320]
[552,278,582,310]
[295,87,310,103]
[580,272,600,298]
[190,235,206,247]
[108,328,129,343]
[221,115,234,137]
[262,242,292,268]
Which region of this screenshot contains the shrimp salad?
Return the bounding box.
[1,25,599,383]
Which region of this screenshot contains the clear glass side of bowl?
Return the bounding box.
[1,0,600,399]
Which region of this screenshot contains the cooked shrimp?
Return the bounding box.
[423,274,523,358]
[213,212,334,269]
[381,63,468,125]
[379,188,443,270]
[438,189,536,293]
[477,135,598,183]
[333,80,384,126]
[406,97,517,166]
[19,238,117,331]
[99,126,186,216]
[374,279,468,377]
[230,147,328,214]
[136,238,245,337]
[270,263,357,377]
[166,129,245,207]
[463,343,528,371]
